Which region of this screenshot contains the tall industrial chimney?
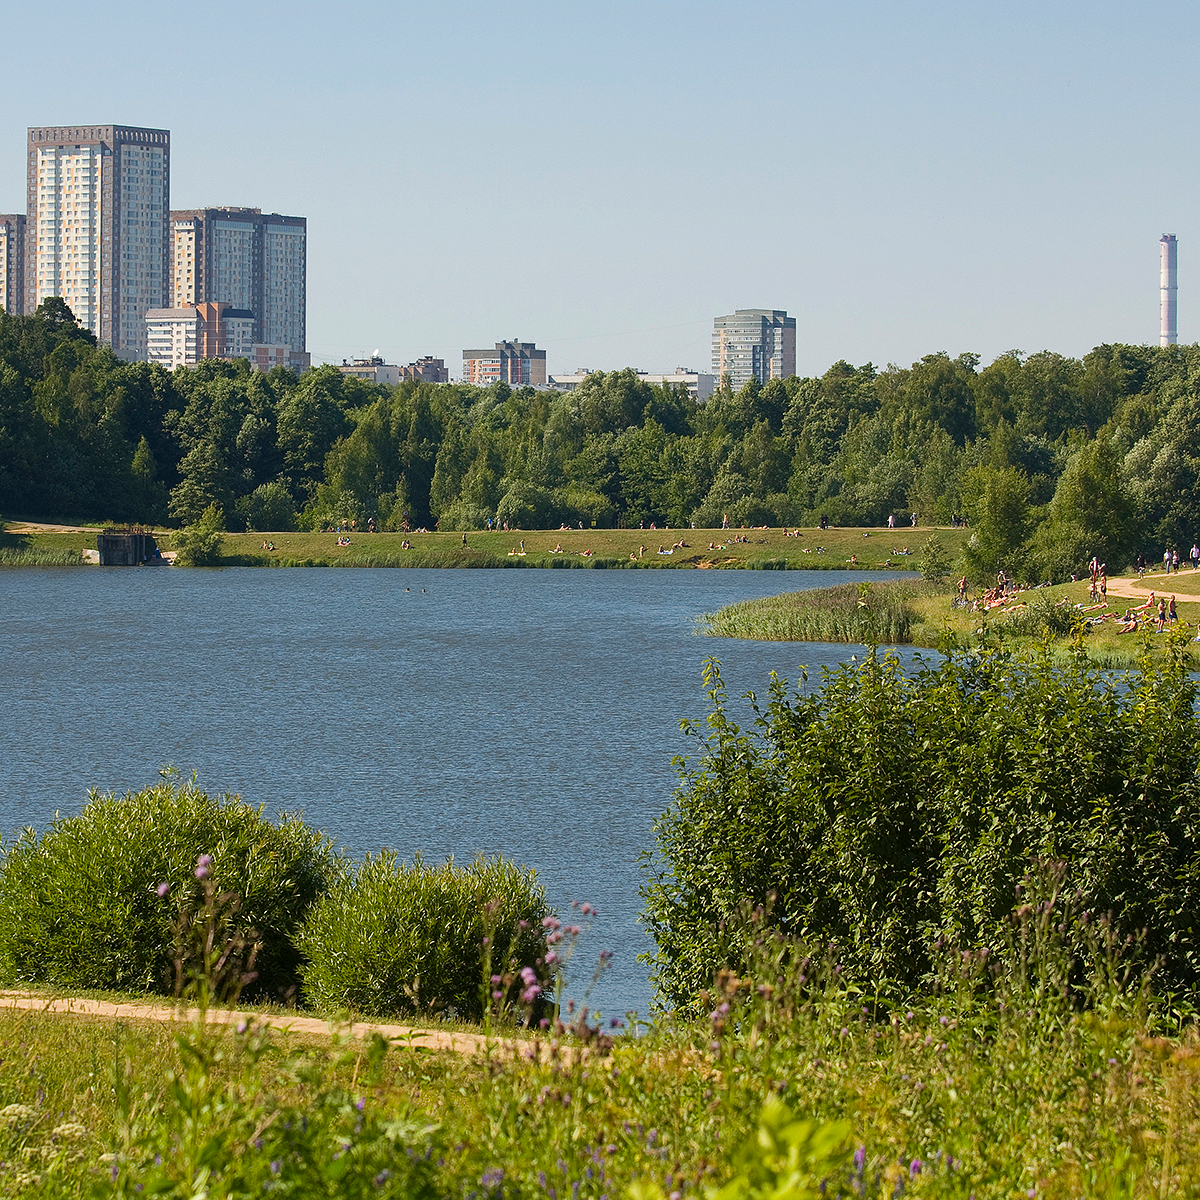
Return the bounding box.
[1161,234,1178,346]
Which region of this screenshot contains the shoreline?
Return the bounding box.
[2,521,967,573]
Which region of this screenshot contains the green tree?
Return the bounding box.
[236,481,296,532]
[1028,436,1136,581]
[173,502,226,566]
[961,464,1032,582]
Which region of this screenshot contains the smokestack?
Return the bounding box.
[1161,234,1178,346]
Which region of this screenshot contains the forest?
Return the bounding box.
[2,298,1198,581]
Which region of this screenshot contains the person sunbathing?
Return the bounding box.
[1116,610,1139,634]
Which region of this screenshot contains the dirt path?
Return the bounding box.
[1105,570,1198,603]
[0,990,489,1055]
[4,522,98,534]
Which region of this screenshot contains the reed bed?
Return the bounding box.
[0,546,85,567]
[706,579,916,642]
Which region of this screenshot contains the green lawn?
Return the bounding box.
[3,520,970,571]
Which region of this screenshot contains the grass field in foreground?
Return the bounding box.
[3,521,968,570]
[0,961,1197,1198]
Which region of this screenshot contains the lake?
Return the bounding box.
[0,565,923,1017]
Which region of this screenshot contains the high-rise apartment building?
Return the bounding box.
[26,125,170,359]
[0,215,25,314]
[711,309,796,389]
[462,340,547,386]
[170,208,306,352]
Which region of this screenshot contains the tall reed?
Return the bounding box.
[706,580,915,643]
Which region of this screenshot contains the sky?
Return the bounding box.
[2,0,1198,379]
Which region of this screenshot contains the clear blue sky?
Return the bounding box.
[2,0,1196,378]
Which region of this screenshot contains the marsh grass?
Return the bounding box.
[0,546,84,566]
[705,580,917,642]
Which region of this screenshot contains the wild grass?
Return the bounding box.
[2,896,1200,1197]
[0,546,84,566]
[705,580,917,643]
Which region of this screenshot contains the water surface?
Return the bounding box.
[0,565,922,1015]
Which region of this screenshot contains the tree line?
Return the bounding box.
[2,298,1197,580]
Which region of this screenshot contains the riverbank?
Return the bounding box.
[1,520,967,570]
[706,572,1200,666]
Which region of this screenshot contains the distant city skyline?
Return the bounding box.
[0,1,1197,378]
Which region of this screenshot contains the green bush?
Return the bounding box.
[172,502,225,566]
[0,778,336,999]
[641,643,1200,1010]
[235,481,297,532]
[297,852,549,1020]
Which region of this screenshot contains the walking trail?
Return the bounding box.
[1104,569,1197,603]
[0,990,489,1055]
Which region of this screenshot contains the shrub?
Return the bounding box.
[298,852,549,1020]
[172,502,225,566]
[641,643,1200,1010]
[236,481,297,532]
[0,777,336,999]
[496,482,555,530]
[437,498,493,531]
[918,531,951,581]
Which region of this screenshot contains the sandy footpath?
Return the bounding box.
[0,989,489,1055]
[1104,570,1199,602]
[4,522,99,534]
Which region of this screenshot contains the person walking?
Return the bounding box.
[1191,542,1199,570]
[1165,547,1173,574]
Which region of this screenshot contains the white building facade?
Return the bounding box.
[549,367,715,401]
[26,125,170,359]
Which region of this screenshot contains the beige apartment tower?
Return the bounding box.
[170,208,306,352]
[462,340,547,386]
[26,125,170,359]
[0,215,25,314]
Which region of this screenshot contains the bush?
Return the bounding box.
[0,778,337,999]
[918,532,951,581]
[236,481,297,532]
[496,482,555,530]
[641,644,1200,1010]
[297,852,549,1020]
[437,498,493,531]
[172,502,225,566]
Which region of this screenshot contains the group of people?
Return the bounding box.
[1112,592,1179,635]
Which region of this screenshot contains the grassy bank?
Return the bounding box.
[3,520,969,571]
[1,929,1197,1198]
[706,574,1200,666]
